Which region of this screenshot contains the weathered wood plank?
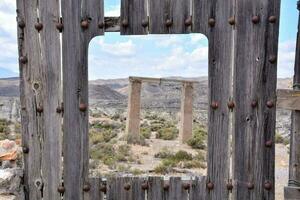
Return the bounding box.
[233,0,280,199]
[277,89,300,110]
[192,0,210,35]
[148,177,164,200]
[121,0,147,35]
[89,178,103,200]
[189,176,206,200]
[169,0,191,34]
[148,0,169,34]
[284,186,300,200]
[131,177,146,200]
[167,177,188,200]
[106,177,117,200]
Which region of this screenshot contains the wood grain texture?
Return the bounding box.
[148,0,169,34]
[189,176,206,200]
[61,0,104,199]
[284,186,300,200]
[89,178,104,200]
[121,0,147,35]
[192,0,210,36]
[233,0,280,199]
[169,0,191,34]
[167,177,188,200]
[277,89,300,110]
[148,177,164,200]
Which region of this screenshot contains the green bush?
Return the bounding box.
[141,127,151,139]
[123,134,148,146]
[156,127,178,140]
[187,125,207,149]
[275,132,289,145]
[89,129,117,145]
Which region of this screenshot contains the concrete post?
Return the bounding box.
[179,82,193,143]
[126,79,142,138]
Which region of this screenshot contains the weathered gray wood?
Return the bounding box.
[61,0,104,199]
[167,177,188,200]
[277,89,300,110]
[192,0,210,35]
[189,176,206,200]
[121,0,147,35]
[148,177,164,200]
[131,177,146,200]
[106,177,117,200]
[89,178,103,200]
[233,0,280,199]
[169,0,191,34]
[284,186,300,200]
[148,0,169,34]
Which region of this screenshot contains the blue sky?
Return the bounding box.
[0,0,298,79]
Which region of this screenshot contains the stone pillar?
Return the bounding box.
[126,79,142,138]
[179,82,193,143]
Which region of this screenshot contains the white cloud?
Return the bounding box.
[98,39,136,56]
[277,40,296,78]
[105,5,120,17]
[190,34,207,44]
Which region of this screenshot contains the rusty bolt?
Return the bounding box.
[265,140,273,148]
[19,56,28,64]
[182,183,190,190]
[251,100,258,108]
[35,22,43,32]
[269,55,277,64]
[207,182,214,190]
[81,20,89,29]
[18,20,25,29]
[22,147,29,154]
[100,184,107,193]
[36,107,43,113]
[79,103,87,112]
[57,186,65,193]
[83,183,90,192]
[268,16,277,23]
[247,182,254,190]
[252,15,260,24]
[228,17,235,25]
[227,101,235,109]
[141,19,149,28]
[227,182,233,191]
[163,183,169,190]
[56,22,63,32]
[98,22,105,29]
[56,106,63,114]
[122,19,129,27]
[124,183,131,191]
[185,17,192,26]
[208,18,216,27]
[266,100,274,108]
[166,19,173,27]
[141,182,149,190]
[211,101,219,110]
[264,181,272,190]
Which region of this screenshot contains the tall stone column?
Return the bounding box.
[179,82,193,143]
[126,79,142,138]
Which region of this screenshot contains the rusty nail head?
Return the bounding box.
[182,183,190,190]
[211,101,219,110]
[166,19,172,27]
[207,182,214,190]
[56,23,63,32]
[100,184,107,193]
[141,182,149,190]
[163,183,169,190]
[266,100,274,108]
[79,103,87,112]
[227,182,233,191]
[122,19,129,27]
[265,140,273,148]
[22,147,29,154]
[208,18,216,27]
[264,181,272,190]
[19,56,28,64]
[36,107,43,113]
[18,20,25,29]
[268,16,277,23]
[269,55,277,64]
[141,19,149,28]
[35,22,43,31]
[247,182,254,190]
[83,183,90,192]
[252,15,260,24]
[98,22,105,29]
[228,17,235,25]
[124,183,131,191]
[81,20,89,29]
[227,101,235,109]
[251,100,258,108]
[185,17,192,26]
[56,106,62,113]
[57,186,65,193]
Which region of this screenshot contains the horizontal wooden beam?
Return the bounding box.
[284,186,300,200]
[129,76,199,84]
[277,89,300,111]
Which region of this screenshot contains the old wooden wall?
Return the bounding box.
[16,0,281,199]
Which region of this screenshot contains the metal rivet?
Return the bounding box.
[83,183,90,192]
[264,181,272,190]
[57,186,65,193]
[182,183,190,190]
[228,17,235,25]
[79,103,87,112]
[247,182,254,190]
[266,100,274,108]
[227,101,235,109]
[122,19,129,27]
[22,147,29,154]
[207,182,214,190]
[19,56,28,64]
[211,101,219,110]
[100,184,107,193]
[81,20,89,29]
[124,183,131,191]
[251,100,258,108]
[141,19,149,28]
[56,106,63,114]
[268,16,277,23]
[269,55,277,64]
[141,182,149,190]
[185,17,192,26]
[35,22,43,32]
[265,140,273,148]
[56,23,63,32]
[163,183,169,190]
[252,16,260,24]
[208,18,216,27]
[227,181,233,191]
[18,20,25,29]
[166,19,172,27]
[36,107,43,113]
[98,22,105,29]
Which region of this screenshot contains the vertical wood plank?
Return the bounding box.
[189,176,206,200]
[107,177,117,200]
[233,0,280,199]
[192,0,210,35]
[148,0,169,34]
[131,177,146,200]
[167,177,188,200]
[89,178,103,200]
[169,0,191,34]
[148,177,164,200]
[121,0,148,35]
